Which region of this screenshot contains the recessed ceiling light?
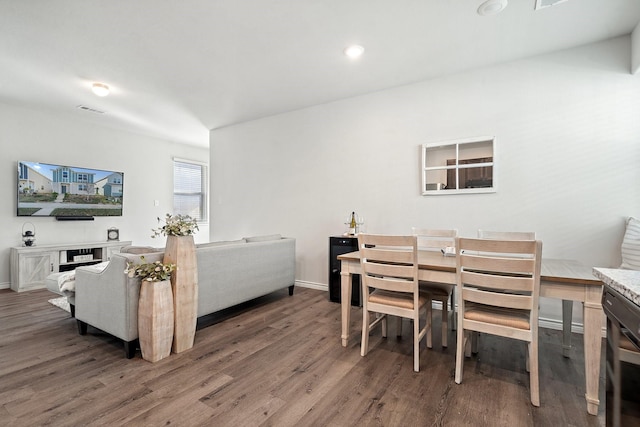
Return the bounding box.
[92,83,110,97]
[477,0,508,16]
[344,45,364,59]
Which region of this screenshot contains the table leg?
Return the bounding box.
[582,288,603,416]
[341,270,353,347]
[562,299,573,358]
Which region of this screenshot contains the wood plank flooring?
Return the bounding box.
[0,287,609,426]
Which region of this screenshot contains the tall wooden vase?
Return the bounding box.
[164,235,198,353]
[138,279,174,363]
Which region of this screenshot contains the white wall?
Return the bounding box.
[0,103,209,288]
[210,36,640,328]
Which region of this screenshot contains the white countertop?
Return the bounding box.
[593,267,640,306]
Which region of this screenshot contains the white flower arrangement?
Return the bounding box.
[124,255,177,282]
[151,213,199,238]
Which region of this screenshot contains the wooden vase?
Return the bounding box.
[164,235,198,353]
[138,279,174,363]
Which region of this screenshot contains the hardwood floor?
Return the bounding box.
[0,287,608,426]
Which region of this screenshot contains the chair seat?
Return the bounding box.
[370,289,429,309]
[465,304,530,330]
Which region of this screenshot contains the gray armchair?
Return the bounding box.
[75,251,164,358]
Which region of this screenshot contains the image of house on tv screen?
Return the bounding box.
[17,161,123,217]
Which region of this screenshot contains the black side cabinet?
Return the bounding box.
[329,236,361,306]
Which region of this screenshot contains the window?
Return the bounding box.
[421,136,495,195]
[173,158,207,222]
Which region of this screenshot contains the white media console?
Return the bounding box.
[10,240,132,292]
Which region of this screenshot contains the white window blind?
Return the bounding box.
[173,159,207,222]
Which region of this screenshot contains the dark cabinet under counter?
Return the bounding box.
[328,236,361,306]
[596,267,640,427]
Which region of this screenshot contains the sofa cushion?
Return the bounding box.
[245,234,282,242]
[196,239,246,249]
[621,216,640,270]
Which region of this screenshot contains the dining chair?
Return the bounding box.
[454,237,543,406]
[471,230,536,353]
[358,233,431,372]
[412,227,457,348]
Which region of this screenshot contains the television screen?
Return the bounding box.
[17,161,123,217]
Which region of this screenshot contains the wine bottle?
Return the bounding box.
[349,212,356,235]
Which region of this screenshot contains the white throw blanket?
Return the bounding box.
[58,261,110,293]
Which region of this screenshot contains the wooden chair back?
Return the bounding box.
[477,230,536,240]
[456,237,542,318]
[412,228,457,251]
[358,234,419,296]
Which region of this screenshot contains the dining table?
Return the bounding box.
[338,249,604,416]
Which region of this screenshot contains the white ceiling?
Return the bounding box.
[1,0,639,148]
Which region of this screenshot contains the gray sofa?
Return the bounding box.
[74,235,295,358]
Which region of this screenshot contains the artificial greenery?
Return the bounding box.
[151,213,199,238]
[125,256,176,282]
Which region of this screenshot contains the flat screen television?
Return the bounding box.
[17,161,123,218]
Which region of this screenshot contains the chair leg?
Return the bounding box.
[455,326,465,383]
[381,314,388,338]
[529,340,540,407]
[396,316,402,337]
[361,309,370,357]
[441,299,448,348]
[451,291,456,331]
[465,332,472,358]
[471,332,479,354]
[426,299,433,349]
[414,313,420,372]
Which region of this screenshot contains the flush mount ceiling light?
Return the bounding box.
[344,45,365,59]
[91,83,110,97]
[477,0,508,16]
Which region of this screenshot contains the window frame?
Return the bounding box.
[421,136,496,196]
[173,157,208,223]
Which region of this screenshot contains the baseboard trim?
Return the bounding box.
[295,280,327,291]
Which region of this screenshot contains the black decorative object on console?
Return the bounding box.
[107,227,120,241]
